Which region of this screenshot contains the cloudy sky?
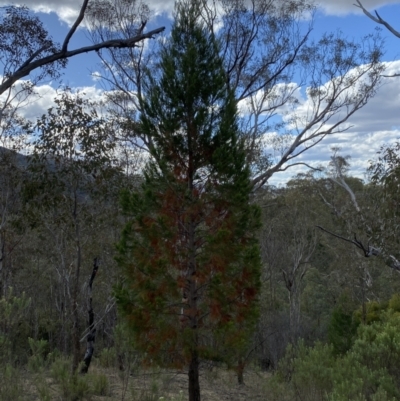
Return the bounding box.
[2,0,400,185]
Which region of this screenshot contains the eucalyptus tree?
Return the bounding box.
[0,111,31,298]
[86,0,384,186]
[259,184,318,343]
[315,150,400,274]
[0,1,164,96]
[356,1,400,45]
[25,90,121,372]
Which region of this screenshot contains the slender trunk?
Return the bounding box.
[71,286,80,373]
[81,258,99,374]
[289,283,300,343]
[187,215,200,401]
[71,194,81,373]
[187,130,201,401]
[0,231,4,298]
[188,350,201,401]
[237,359,245,385]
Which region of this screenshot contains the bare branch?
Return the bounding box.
[0,27,164,96]
[381,73,400,78]
[19,44,52,70]
[273,162,322,173]
[330,156,361,212]
[62,0,90,53]
[316,225,363,249]
[355,0,400,38]
[317,225,400,272]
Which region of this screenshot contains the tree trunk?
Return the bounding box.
[71,289,81,373]
[187,214,200,401]
[188,350,201,401]
[71,196,82,373]
[81,258,99,374]
[0,231,5,298]
[289,283,301,343]
[237,359,245,385]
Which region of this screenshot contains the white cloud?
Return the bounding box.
[0,0,84,25]
[318,0,400,16]
[91,71,101,82]
[266,61,400,186]
[4,82,106,121]
[2,0,400,25]
[0,0,175,25]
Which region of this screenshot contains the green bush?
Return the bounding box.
[98,347,116,368]
[291,342,335,400]
[50,356,91,400]
[274,314,400,401]
[0,290,31,365]
[328,306,358,355]
[28,337,49,373]
[90,372,110,396]
[0,364,24,401]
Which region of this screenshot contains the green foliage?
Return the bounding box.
[50,356,90,400]
[26,89,118,215]
[0,364,24,401]
[354,300,388,325]
[90,372,110,396]
[98,347,117,368]
[0,289,31,364]
[388,293,400,312]
[113,321,138,372]
[275,341,335,400]
[116,0,261,374]
[274,311,400,401]
[328,306,358,355]
[28,337,49,372]
[353,293,400,326]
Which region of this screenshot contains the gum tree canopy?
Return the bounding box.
[115,2,261,401]
[0,0,164,96]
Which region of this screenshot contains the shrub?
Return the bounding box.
[98,347,116,368]
[90,372,110,396]
[28,337,49,373]
[50,356,90,400]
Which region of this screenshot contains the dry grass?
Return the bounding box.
[13,361,271,401]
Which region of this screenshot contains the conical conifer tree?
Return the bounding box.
[116,2,261,400]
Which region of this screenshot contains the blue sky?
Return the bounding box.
[2,0,400,185]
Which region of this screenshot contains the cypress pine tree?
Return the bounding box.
[116,2,261,400]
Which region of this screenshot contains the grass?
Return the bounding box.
[1,358,272,401]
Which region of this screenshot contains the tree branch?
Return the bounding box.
[317,225,400,272]
[18,44,52,71]
[0,27,164,96]
[273,162,322,174]
[330,156,361,212]
[62,0,90,53]
[354,0,400,38]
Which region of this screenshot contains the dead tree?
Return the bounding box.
[81,258,100,374]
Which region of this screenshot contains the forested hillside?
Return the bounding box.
[1,0,400,400]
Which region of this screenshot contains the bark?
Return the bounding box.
[188,350,201,401]
[0,231,5,298]
[71,194,82,373]
[355,1,400,39]
[81,258,99,374]
[237,359,245,385]
[187,217,201,401]
[288,284,301,342]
